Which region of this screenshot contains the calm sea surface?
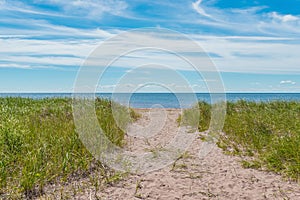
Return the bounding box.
[1,93,300,108]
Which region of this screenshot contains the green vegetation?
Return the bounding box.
[0,97,138,199]
[181,100,300,182]
[180,101,211,131]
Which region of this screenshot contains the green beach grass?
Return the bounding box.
[181,100,300,182]
[0,97,138,199]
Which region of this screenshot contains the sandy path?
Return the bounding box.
[41,109,300,200]
[99,109,300,200]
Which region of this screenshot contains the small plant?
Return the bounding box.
[134,179,143,199]
[171,151,191,171]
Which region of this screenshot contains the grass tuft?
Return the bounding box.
[181,100,300,182]
[0,97,137,198]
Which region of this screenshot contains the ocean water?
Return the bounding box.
[1,93,300,108]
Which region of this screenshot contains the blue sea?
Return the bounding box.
[1,93,300,108]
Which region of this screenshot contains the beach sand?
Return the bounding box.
[40,109,300,200]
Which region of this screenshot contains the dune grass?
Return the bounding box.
[0,97,138,199]
[181,100,300,182]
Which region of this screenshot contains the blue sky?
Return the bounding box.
[0,0,300,92]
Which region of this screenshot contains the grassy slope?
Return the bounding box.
[181,100,300,182]
[0,97,137,198]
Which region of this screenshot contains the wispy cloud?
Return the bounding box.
[1,31,300,73]
[0,63,33,69]
[39,0,128,18]
[192,0,212,18]
[0,0,129,18]
[189,0,300,37]
[0,63,59,70]
[1,0,300,92]
[270,12,299,23]
[0,18,114,39]
[280,80,296,85]
[0,0,64,17]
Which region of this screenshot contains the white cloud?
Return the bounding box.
[0,63,33,69]
[270,12,299,23]
[280,80,296,85]
[1,0,300,74]
[1,32,300,74]
[97,84,116,89]
[197,36,300,73]
[0,0,129,20]
[44,0,128,18]
[192,0,211,18]
[0,0,65,17]
[0,0,5,6]
[0,63,57,69]
[188,1,300,37]
[0,38,100,69]
[0,18,115,39]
